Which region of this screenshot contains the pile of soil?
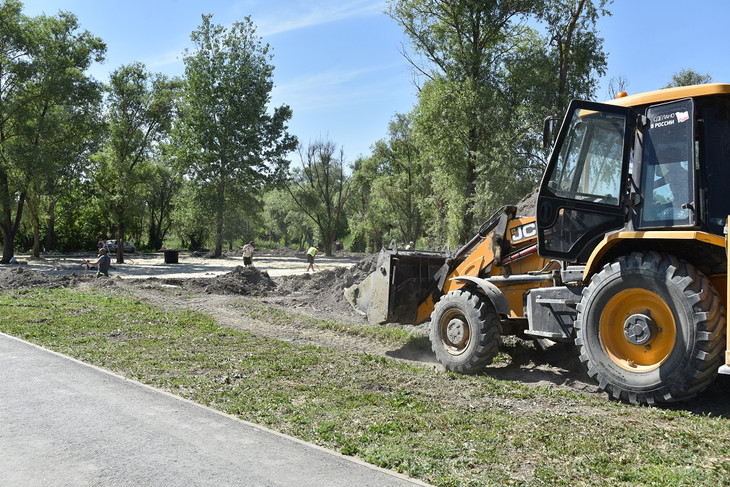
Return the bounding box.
[273,253,378,317]
[0,266,74,289]
[199,266,278,295]
[515,187,539,218]
[0,254,381,323]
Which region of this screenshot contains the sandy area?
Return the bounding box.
[8,251,362,279]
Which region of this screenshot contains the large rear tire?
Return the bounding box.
[575,252,725,404]
[430,290,501,374]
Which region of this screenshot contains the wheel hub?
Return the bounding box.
[623,313,654,345]
[446,318,466,345]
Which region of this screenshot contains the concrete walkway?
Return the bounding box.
[0,333,430,486]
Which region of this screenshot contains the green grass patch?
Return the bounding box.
[2,288,729,486]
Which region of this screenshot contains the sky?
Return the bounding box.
[20,0,730,163]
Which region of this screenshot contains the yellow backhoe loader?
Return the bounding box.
[346,83,730,405]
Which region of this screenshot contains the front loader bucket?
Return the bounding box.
[344,248,447,325]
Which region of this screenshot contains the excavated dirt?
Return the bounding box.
[2,252,729,415]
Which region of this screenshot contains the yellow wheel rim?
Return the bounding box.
[599,288,677,372]
[439,310,470,355]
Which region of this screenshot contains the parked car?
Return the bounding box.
[105,239,135,253]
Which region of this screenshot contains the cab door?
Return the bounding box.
[637,99,695,229]
[537,100,634,262]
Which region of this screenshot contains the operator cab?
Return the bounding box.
[536,84,730,265]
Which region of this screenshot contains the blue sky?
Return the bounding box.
[21,1,730,162]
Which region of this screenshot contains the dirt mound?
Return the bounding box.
[0,266,73,289]
[515,187,539,218]
[189,266,277,296]
[273,254,378,316]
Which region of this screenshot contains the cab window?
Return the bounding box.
[547,109,625,206]
[639,99,694,228]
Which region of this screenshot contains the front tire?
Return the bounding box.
[430,290,501,374]
[575,252,725,404]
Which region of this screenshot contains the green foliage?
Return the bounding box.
[348,113,426,251]
[287,138,351,255]
[91,63,179,262]
[262,188,315,249]
[177,14,297,257]
[170,180,211,251]
[0,1,619,257]
[387,0,610,247]
[0,1,105,261]
[665,68,713,88]
[145,152,182,250]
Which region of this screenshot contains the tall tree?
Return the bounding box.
[288,139,351,256]
[180,14,297,257]
[388,0,535,244]
[538,0,610,112]
[0,2,105,262]
[93,63,179,263]
[369,114,425,245]
[145,154,181,251]
[389,0,610,245]
[347,155,391,253]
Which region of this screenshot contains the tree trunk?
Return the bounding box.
[214,207,224,257]
[45,199,57,252]
[31,209,41,258]
[148,211,162,251]
[117,220,126,264]
[213,180,225,257]
[0,169,25,264]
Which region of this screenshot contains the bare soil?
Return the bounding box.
[2,248,729,416]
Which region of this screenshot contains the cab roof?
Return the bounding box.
[606,83,730,108]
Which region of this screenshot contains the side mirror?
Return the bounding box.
[542,116,559,149]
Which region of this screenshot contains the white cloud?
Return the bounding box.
[255,0,385,37]
[272,63,403,113]
[146,49,184,72]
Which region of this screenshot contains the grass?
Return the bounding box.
[237,299,426,346]
[2,288,729,486]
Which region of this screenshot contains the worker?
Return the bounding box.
[242,241,254,267]
[83,247,111,277]
[306,245,319,272]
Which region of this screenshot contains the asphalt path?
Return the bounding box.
[0,333,430,487]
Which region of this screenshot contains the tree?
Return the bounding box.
[25,77,104,256]
[388,0,534,244]
[170,180,210,251]
[537,0,610,112]
[347,155,391,252]
[665,69,712,88]
[179,14,297,257]
[388,0,610,246]
[145,154,181,250]
[0,2,105,262]
[92,63,179,263]
[367,114,425,246]
[606,74,629,99]
[288,139,351,256]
